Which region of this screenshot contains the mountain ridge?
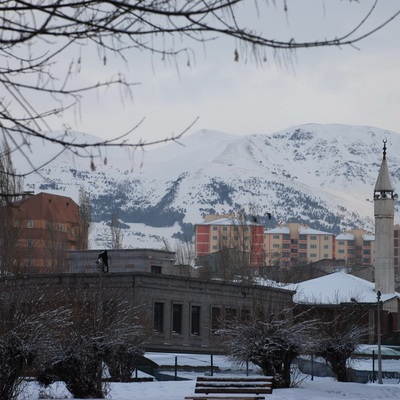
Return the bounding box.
[15,123,400,248]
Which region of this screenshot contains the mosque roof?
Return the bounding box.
[293,272,399,305]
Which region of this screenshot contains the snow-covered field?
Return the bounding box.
[19,352,400,399]
[21,377,400,400]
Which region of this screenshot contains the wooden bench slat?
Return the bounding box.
[185,397,266,400]
[186,376,273,399]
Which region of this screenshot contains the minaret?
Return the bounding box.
[374,140,397,294]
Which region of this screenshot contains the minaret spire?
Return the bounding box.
[383,139,387,159]
[374,140,396,294]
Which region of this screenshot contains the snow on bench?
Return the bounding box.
[184,376,273,400]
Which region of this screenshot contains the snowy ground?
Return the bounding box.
[21,377,400,400]
[19,352,400,399]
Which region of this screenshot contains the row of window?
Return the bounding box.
[153,303,247,336]
[25,220,79,235]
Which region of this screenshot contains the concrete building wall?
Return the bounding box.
[67,249,176,274]
[1,272,295,353]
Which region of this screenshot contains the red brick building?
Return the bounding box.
[15,192,82,272]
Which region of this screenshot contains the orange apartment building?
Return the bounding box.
[195,214,265,267]
[264,223,335,268]
[15,192,82,273]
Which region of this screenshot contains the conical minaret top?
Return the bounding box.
[374,140,394,194]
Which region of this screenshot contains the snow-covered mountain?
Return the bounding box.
[14,124,400,248]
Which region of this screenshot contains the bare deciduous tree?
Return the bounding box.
[218,307,318,388]
[1,1,399,175]
[0,141,24,275]
[110,210,124,249]
[78,186,92,250]
[0,282,69,400]
[38,288,145,398]
[314,307,370,382]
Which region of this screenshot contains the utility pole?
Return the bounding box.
[377,290,383,384]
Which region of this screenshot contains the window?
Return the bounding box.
[338,241,345,245]
[234,236,239,241]
[212,226,218,231]
[223,227,228,231]
[283,234,290,240]
[151,265,162,274]
[324,254,329,258]
[225,308,237,323]
[212,245,218,250]
[172,304,182,334]
[272,235,280,239]
[153,302,164,333]
[299,244,307,249]
[57,223,64,232]
[299,235,307,241]
[191,306,200,335]
[310,253,317,258]
[27,239,33,247]
[222,235,228,240]
[273,243,280,248]
[211,307,222,332]
[324,236,329,240]
[283,243,290,249]
[324,245,329,249]
[310,244,317,249]
[310,235,317,240]
[338,249,345,254]
[27,220,33,228]
[212,236,218,240]
[299,252,307,258]
[241,309,250,322]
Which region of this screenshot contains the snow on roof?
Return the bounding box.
[201,218,261,226]
[363,234,375,241]
[336,233,355,240]
[264,226,290,234]
[293,272,400,305]
[265,226,334,236]
[298,227,334,236]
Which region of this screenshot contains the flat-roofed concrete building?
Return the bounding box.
[67,249,176,274]
[0,272,295,353]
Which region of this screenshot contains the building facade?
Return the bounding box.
[335,230,375,267]
[67,249,176,274]
[195,215,264,267]
[264,223,335,268]
[0,272,295,353]
[15,192,82,273]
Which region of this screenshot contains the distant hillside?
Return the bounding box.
[15,124,400,248]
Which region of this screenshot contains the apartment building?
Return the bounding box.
[335,229,375,267]
[14,192,83,273]
[195,214,264,266]
[264,223,335,268]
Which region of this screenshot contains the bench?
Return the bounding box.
[184,376,273,400]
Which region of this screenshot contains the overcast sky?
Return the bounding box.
[53,1,400,144]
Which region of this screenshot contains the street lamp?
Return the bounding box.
[376,290,383,384]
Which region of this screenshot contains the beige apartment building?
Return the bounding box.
[335,229,375,267]
[264,223,335,268]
